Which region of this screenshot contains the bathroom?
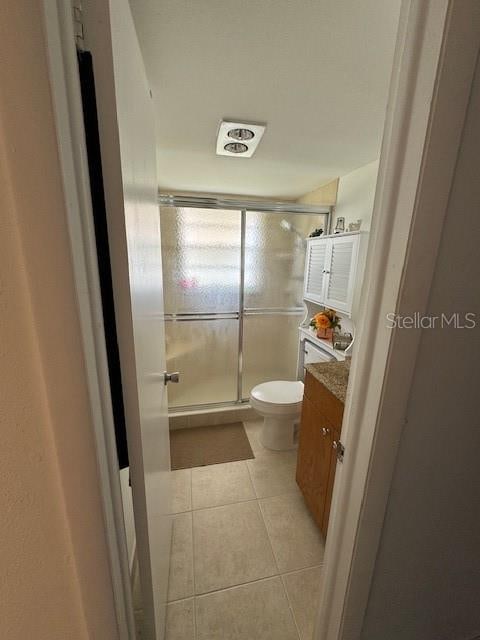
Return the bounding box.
[147,165,377,640]
[108,0,402,638]
[6,0,477,637]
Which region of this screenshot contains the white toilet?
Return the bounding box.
[250,380,304,450]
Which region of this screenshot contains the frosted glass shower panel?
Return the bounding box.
[165,319,239,407]
[242,313,303,399]
[244,211,327,309]
[160,207,241,313]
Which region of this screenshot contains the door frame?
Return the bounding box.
[41,0,480,639]
[316,1,480,638]
[42,1,134,638]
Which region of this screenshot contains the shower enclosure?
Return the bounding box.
[159,198,329,411]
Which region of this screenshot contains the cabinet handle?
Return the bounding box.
[333,440,345,462]
[322,427,330,436]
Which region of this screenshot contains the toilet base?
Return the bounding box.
[259,416,297,451]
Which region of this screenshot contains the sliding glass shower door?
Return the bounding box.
[161,207,241,407]
[160,205,327,410]
[242,211,314,396]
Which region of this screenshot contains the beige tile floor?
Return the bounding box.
[164,419,325,640]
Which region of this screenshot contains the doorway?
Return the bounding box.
[42,0,479,639]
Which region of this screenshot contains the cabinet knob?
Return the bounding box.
[322,427,330,436]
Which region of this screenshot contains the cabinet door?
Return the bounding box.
[296,395,333,532]
[324,234,359,314]
[303,237,328,304]
[321,429,340,537]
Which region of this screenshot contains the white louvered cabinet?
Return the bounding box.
[323,234,359,312]
[304,233,364,316]
[304,237,328,304]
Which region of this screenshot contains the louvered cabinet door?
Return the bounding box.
[304,238,328,303]
[324,234,359,314]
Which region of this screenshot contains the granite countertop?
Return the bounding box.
[305,359,351,403]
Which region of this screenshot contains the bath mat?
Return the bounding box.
[170,422,254,470]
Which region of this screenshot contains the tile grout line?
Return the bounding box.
[166,562,325,605]
[281,572,303,640]
[245,433,260,502]
[190,468,197,640]
[245,455,260,500]
[191,492,258,513]
[256,493,282,578]
[172,487,306,516]
[193,573,283,600]
[281,562,324,578]
[167,595,196,605]
[255,466,297,578]
[242,458,257,499]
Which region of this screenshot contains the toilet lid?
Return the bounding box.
[250,381,304,405]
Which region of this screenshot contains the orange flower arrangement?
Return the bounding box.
[315,313,331,329]
[310,309,341,340]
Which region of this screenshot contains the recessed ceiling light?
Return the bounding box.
[216,120,266,158]
[224,142,249,154]
[228,128,254,141]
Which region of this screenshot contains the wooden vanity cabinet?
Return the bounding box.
[296,370,344,538]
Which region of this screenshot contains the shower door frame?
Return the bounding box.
[159,194,332,412]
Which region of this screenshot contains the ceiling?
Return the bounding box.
[130,0,401,199]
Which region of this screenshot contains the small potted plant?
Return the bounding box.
[310,309,341,342]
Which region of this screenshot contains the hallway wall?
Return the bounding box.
[361,50,480,640]
[0,2,118,638]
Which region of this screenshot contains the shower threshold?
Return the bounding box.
[168,401,256,430]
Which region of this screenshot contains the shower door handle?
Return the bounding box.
[164,371,180,385]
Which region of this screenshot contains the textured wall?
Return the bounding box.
[0,2,118,638]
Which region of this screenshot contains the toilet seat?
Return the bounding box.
[250,381,304,415]
[251,380,304,404]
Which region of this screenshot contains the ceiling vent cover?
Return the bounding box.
[216,120,266,158]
